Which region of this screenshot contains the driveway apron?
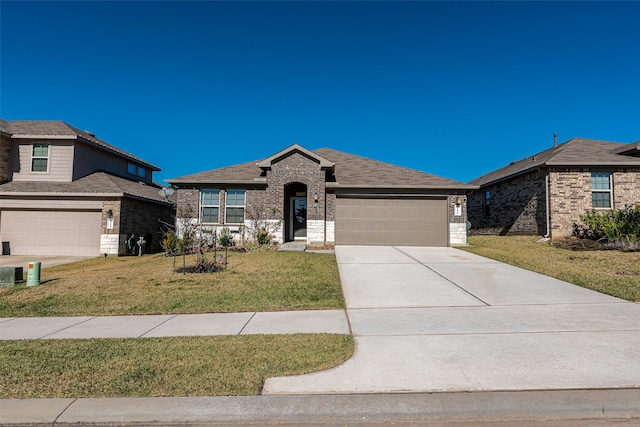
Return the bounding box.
[263,246,640,394]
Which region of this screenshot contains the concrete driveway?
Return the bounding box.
[0,255,93,270]
[264,245,640,394]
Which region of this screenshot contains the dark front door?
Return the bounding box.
[290,197,307,240]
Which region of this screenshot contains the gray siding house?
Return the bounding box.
[0,119,174,256]
[468,137,640,238]
[168,144,477,247]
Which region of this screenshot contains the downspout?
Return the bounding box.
[323,189,327,246]
[545,172,551,238]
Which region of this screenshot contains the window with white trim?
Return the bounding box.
[591,172,612,208]
[225,190,245,224]
[31,143,49,172]
[200,189,220,223]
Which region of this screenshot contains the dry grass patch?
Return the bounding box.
[0,251,344,317]
[461,235,640,302]
[0,334,354,398]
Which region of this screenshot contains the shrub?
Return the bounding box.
[256,227,273,246]
[219,227,234,247]
[575,205,640,248]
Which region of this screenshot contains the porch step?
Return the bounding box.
[278,242,307,252]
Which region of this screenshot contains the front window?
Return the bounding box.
[31,143,49,172]
[591,172,611,208]
[200,189,220,223]
[225,190,245,224]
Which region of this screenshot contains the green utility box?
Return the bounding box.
[26,262,41,287]
[0,267,23,287]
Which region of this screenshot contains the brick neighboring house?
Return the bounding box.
[467,137,640,238]
[167,144,477,247]
[0,119,174,256]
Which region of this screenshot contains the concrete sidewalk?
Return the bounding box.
[0,310,350,339]
[264,246,640,394]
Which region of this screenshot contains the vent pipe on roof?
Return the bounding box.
[553,133,558,147]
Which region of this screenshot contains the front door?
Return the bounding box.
[290,197,307,240]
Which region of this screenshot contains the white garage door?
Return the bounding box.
[336,197,448,246]
[0,210,102,256]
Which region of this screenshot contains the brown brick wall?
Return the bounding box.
[101,198,121,234]
[265,152,326,221]
[119,198,174,253]
[448,194,468,224]
[549,168,640,237]
[0,135,11,183]
[468,170,547,235]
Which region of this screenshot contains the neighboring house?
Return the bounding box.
[167,144,476,247]
[468,137,640,238]
[0,119,174,256]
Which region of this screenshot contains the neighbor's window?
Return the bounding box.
[31,143,49,172]
[483,191,491,216]
[200,189,220,223]
[225,190,245,224]
[128,163,137,174]
[137,167,146,178]
[591,172,612,208]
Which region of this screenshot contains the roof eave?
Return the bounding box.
[167,178,268,186]
[326,183,478,191]
[546,161,640,166]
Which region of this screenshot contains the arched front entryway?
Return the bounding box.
[284,182,307,242]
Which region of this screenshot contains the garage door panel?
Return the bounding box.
[0,210,101,256]
[336,197,448,246]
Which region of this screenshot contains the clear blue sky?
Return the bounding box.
[2,1,639,185]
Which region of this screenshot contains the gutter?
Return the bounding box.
[545,173,551,238]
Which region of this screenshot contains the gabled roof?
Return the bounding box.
[257,144,334,170]
[470,138,640,187]
[0,172,172,204]
[0,119,159,171]
[168,145,475,190]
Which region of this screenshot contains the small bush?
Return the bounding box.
[219,227,234,247]
[574,205,640,249]
[256,227,273,246]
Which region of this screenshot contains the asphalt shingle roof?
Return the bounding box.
[167,146,473,189]
[470,138,640,187]
[0,119,159,171]
[0,172,171,204]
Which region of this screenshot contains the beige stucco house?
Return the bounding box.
[468,137,640,238]
[167,144,477,247]
[0,119,174,256]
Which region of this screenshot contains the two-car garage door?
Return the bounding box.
[335,197,448,246]
[0,210,102,256]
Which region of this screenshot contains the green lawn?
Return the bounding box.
[0,334,354,398]
[460,235,640,302]
[0,251,344,317]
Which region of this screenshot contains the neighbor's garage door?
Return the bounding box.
[335,197,448,246]
[0,210,102,256]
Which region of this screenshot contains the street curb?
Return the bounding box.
[1,389,639,426]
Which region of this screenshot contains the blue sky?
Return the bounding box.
[2,1,639,185]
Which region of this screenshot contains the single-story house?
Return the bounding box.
[0,119,174,256]
[167,144,477,247]
[467,137,640,238]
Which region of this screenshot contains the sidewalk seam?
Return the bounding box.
[52,398,77,426]
[238,312,257,335]
[139,314,178,338]
[40,317,97,339]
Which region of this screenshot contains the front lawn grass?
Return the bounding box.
[0,251,344,317]
[461,235,640,302]
[0,334,354,398]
